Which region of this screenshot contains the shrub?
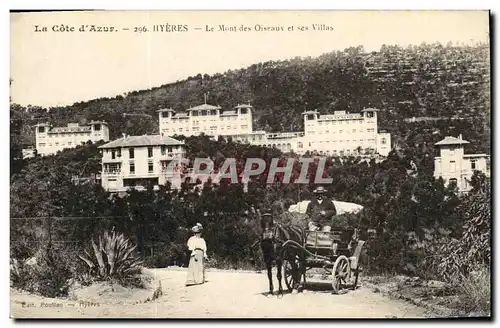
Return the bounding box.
[431,188,491,282]
[143,243,187,268]
[78,229,143,285]
[208,254,255,271]
[11,247,73,298]
[458,266,491,315]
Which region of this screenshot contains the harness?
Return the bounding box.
[261,224,292,245]
[262,227,275,241]
[249,208,303,249]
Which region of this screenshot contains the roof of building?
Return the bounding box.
[302,110,319,115]
[463,154,489,158]
[172,112,189,118]
[98,135,184,149]
[186,104,221,111]
[435,136,470,146]
[220,110,238,116]
[234,104,253,109]
[157,108,176,112]
[361,108,380,112]
[36,121,107,130]
[223,131,267,137]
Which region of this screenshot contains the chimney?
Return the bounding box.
[459,134,462,140]
[122,133,127,139]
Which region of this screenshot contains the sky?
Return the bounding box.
[10,10,490,108]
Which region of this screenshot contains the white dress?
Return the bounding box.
[187,236,207,257]
[185,236,207,286]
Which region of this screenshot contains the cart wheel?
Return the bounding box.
[332,255,350,293]
[283,258,300,291]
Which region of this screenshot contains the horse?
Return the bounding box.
[254,209,306,296]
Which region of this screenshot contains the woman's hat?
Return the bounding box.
[313,186,327,194]
[192,223,203,233]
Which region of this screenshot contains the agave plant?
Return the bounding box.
[78,228,143,280]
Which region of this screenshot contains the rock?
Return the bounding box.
[426,280,446,289]
[24,257,37,266]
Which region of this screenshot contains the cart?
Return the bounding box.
[281,228,365,294]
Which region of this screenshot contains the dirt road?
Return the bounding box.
[11,268,437,319]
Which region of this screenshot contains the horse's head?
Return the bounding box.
[259,210,275,240]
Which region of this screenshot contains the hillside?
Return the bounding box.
[10,42,490,152]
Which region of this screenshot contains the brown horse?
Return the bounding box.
[256,210,306,296]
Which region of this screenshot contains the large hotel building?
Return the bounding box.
[32,101,490,195]
[33,102,392,192]
[159,103,391,156]
[34,121,110,156]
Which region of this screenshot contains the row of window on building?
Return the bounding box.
[227,137,383,148]
[306,113,374,121]
[191,116,245,121]
[314,119,373,125]
[161,107,249,118]
[313,138,378,143]
[37,132,92,139]
[163,125,249,134]
[38,124,101,133]
[306,128,376,134]
[232,135,265,142]
[103,162,153,174]
[104,146,181,159]
[103,161,180,175]
[165,118,240,124]
[317,148,376,155]
[189,119,248,126]
[447,159,478,172]
[38,141,85,148]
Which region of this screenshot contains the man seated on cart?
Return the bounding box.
[305,186,337,232]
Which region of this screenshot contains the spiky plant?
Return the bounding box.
[78,228,143,281]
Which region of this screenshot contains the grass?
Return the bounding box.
[362,269,491,318]
[457,267,491,316]
[207,257,259,272]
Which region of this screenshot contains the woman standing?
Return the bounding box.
[185,223,208,286]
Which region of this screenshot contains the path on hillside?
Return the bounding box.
[11,268,438,319]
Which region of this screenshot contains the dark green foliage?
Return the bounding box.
[10,133,490,278]
[432,184,491,282]
[9,42,491,298]
[10,244,75,298]
[78,229,143,284]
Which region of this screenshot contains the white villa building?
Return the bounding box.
[35,121,109,156]
[159,103,254,137]
[158,103,391,156]
[433,134,490,192]
[98,134,187,192]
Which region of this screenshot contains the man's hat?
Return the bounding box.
[313,186,327,194]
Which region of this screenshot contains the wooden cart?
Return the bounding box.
[281,228,365,293]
